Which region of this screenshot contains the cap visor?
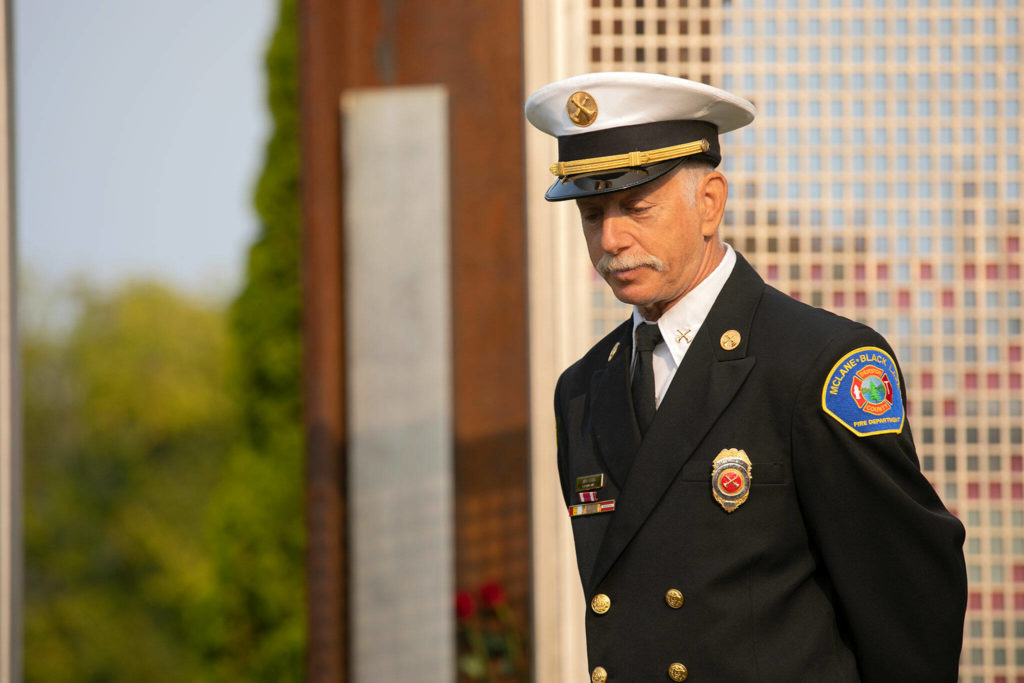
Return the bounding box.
[543,158,685,202]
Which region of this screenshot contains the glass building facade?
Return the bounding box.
[581,1,1023,680]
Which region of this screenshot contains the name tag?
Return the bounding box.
[575,473,605,492]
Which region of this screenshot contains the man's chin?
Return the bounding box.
[608,284,651,308]
[609,284,681,318]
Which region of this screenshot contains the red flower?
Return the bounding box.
[480,581,506,608]
[455,591,475,620]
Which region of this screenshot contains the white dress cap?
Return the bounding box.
[524,72,755,201]
[525,71,755,139]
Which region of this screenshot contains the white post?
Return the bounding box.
[0,0,20,680]
[523,1,592,680]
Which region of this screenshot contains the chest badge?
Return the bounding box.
[711,448,752,513]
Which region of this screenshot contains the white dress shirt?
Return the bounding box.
[631,242,737,408]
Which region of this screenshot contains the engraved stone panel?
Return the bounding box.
[342,85,453,683]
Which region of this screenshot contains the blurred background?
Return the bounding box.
[15,1,303,680]
[5,0,1023,682]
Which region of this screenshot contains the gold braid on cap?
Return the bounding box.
[549,138,710,178]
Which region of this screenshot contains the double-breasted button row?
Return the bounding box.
[590,590,686,680]
[591,589,682,613]
[591,663,686,680]
[665,589,686,679]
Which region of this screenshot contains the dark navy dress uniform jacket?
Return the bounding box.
[554,253,968,682]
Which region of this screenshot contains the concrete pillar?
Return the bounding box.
[522,0,592,679]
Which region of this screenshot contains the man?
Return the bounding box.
[526,72,967,682]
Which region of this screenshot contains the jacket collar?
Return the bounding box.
[589,320,641,489]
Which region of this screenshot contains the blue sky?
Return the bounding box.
[14,0,276,297]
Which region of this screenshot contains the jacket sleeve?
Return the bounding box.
[791,326,967,682]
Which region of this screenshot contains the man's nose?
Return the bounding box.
[599,215,632,254]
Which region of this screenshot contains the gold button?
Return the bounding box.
[665,588,684,609]
[591,665,608,683]
[668,662,688,681]
[591,593,611,614]
[720,330,741,350]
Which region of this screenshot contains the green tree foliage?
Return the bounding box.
[197,0,306,678]
[23,281,237,682]
[24,1,304,678]
[233,0,301,454]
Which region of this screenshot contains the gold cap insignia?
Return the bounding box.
[720,329,741,350]
[711,448,752,513]
[566,91,598,127]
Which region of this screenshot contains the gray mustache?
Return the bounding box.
[596,252,666,276]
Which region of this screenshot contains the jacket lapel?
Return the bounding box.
[589,321,641,489]
[586,254,765,592]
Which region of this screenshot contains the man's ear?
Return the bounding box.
[698,171,728,237]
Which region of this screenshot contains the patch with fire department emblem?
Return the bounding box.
[711,449,751,513]
[822,346,905,437]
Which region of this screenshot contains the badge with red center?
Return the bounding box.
[711,448,752,513]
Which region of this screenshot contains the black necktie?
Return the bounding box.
[632,323,663,435]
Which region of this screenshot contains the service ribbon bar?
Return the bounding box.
[549,139,710,178]
[568,499,616,517]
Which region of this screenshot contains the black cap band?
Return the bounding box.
[557,119,721,166]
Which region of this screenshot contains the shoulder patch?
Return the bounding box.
[821,346,905,437]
